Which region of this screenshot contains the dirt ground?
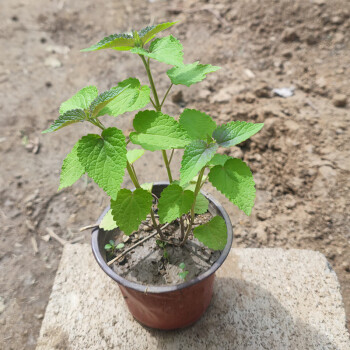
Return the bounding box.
[0,0,349,348]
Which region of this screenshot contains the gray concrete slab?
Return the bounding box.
[36,244,350,350]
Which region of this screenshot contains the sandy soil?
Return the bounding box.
[0,0,349,348]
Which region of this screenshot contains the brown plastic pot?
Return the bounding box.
[91,182,233,330]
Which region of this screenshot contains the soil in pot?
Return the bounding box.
[107,212,221,286]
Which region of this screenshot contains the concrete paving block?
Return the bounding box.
[36,244,350,350]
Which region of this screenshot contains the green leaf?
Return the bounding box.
[42,109,86,133]
[179,271,189,279]
[208,158,256,215]
[126,149,145,164]
[212,121,264,147]
[131,35,183,66]
[59,86,99,115]
[97,78,149,117]
[127,85,151,112]
[130,110,191,151]
[100,209,118,231]
[58,140,85,190]
[167,62,221,87]
[90,86,129,118]
[194,193,209,214]
[179,109,216,140]
[180,141,218,185]
[104,243,112,250]
[111,188,153,235]
[81,33,135,52]
[194,216,227,250]
[77,127,127,200]
[207,154,231,167]
[140,182,153,193]
[158,184,195,224]
[179,262,186,270]
[138,22,177,45]
[81,22,177,52]
[116,243,125,250]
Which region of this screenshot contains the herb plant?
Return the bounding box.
[43,22,263,254]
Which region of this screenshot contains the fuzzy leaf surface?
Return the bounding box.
[130,110,191,151]
[58,140,85,190]
[81,22,176,52]
[208,154,231,167]
[213,121,264,147]
[97,78,149,117]
[167,62,220,87]
[131,35,183,66]
[111,188,152,235]
[138,22,177,45]
[208,158,255,215]
[81,33,135,52]
[180,141,218,185]
[42,109,86,133]
[194,193,209,214]
[158,184,195,224]
[100,209,118,231]
[77,127,126,200]
[179,109,216,140]
[126,149,145,164]
[59,86,98,115]
[193,216,227,250]
[90,86,128,117]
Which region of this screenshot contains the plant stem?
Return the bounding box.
[139,55,161,110]
[126,160,165,240]
[168,149,175,164]
[160,83,173,108]
[181,167,206,245]
[179,216,185,240]
[162,150,173,183]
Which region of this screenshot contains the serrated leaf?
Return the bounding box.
[127,85,151,112]
[212,121,264,147]
[208,158,256,215]
[90,86,129,118]
[131,35,183,66]
[81,33,135,52]
[193,216,227,250]
[138,22,177,45]
[42,109,86,133]
[126,149,145,164]
[207,154,231,167]
[59,86,99,115]
[194,193,209,214]
[81,22,177,52]
[179,109,216,140]
[111,188,153,235]
[158,184,195,224]
[180,141,218,185]
[167,62,221,87]
[58,140,85,190]
[100,209,118,231]
[97,78,149,117]
[130,110,191,151]
[77,127,127,200]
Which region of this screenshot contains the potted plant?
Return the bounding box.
[43,22,263,330]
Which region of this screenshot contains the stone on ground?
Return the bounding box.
[36,244,350,350]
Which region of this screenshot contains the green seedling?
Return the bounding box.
[178,262,189,280]
[43,22,263,254]
[156,240,169,261]
[104,240,124,255]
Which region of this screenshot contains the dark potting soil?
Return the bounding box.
[109,212,221,286]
